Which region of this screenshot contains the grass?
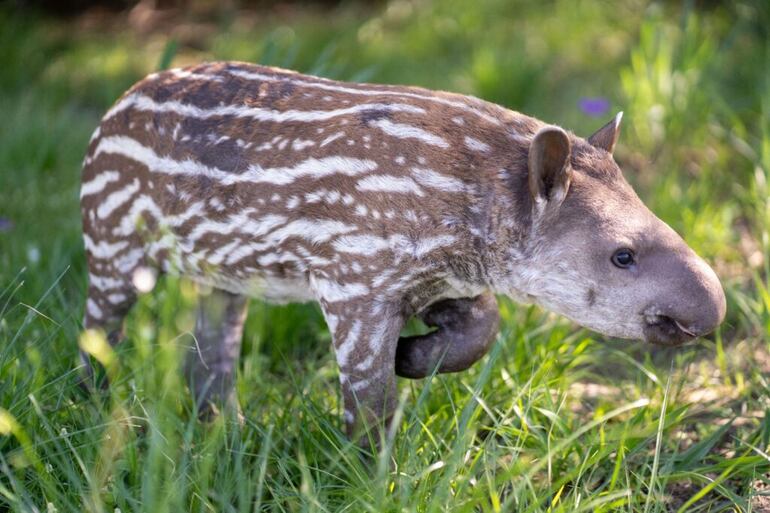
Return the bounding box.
[1,0,770,510]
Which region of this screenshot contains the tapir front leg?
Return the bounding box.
[186,288,249,418]
[321,299,405,442]
[395,292,499,379]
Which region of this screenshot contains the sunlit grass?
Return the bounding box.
[2,0,770,511]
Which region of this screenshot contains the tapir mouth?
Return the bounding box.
[642,313,698,346]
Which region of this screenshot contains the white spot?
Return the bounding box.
[464,136,491,153]
[292,139,315,151]
[107,293,127,304]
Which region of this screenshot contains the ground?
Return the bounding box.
[1,0,770,511]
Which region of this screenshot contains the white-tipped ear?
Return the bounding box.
[528,126,572,208]
[587,111,623,154]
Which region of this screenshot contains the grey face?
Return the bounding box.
[513,115,726,345]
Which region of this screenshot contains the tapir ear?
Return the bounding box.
[587,112,623,154]
[528,126,572,208]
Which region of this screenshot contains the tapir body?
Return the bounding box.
[80,62,725,436]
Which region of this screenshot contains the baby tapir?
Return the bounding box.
[80,62,726,437]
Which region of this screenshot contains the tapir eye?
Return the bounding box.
[611,249,635,269]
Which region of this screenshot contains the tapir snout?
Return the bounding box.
[640,235,726,346]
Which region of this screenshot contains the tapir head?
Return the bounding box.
[516,114,725,345]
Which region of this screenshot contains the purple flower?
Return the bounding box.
[579,97,610,117]
[0,217,12,232]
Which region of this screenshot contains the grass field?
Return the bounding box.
[2,0,770,511]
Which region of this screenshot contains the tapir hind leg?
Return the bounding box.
[395,292,500,379]
[80,263,140,388]
[185,288,249,418]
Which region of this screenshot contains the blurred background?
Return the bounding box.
[3,0,770,510]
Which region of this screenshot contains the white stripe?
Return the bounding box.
[83,234,129,259]
[207,239,243,265]
[356,175,424,196]
[89,273,125,291]
[351,374,378,392]
[146,233,175,260]
[335,320,361,365]
[257,251,299,266]
[371,269,395,288]
[170,68,224,82]
[464,136,490,153]
[114,248,144,273]
[370,119,449,148]
[112,194,164,237]
[332,232,454,260]
[355,354,376,371]
[86,298,103,319]
[269,219,357,246]
[169,201,205,227]
[104,93,426,124]
[80,171,121,198]
[312,278,369,303]
[187,212,286,243]
[319,131,345,147]
[96,179,141,219]
[332,234,390,256]
[411,167,466,192]
[88,126,102,144]
[410,234,457,258]
[94,136,378,186]
[225,219,357,265]
[227,68,502,126]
